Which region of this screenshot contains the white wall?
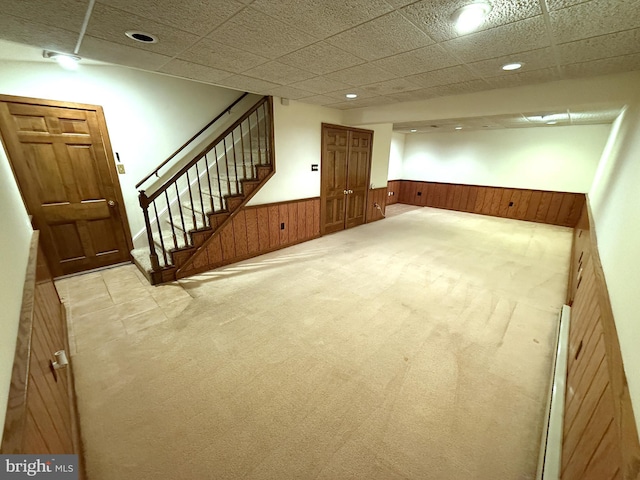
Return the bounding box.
[0,142,33,443]
[402,125,610,192]
[0,55,242,238]
[589,102,640,434]
[248,98,342,204]
[388,133,405,181]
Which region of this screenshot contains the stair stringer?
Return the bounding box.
[174,167,276,279]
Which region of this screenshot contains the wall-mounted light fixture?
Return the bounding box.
[43,50,81,70]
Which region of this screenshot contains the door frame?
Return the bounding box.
[320,123,374,236]
[0,94,134,273]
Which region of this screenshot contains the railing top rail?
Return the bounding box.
[142,96,270,204]
[135,92,250,189]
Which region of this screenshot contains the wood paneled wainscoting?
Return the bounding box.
[386,180,400,206]
[176,198,321,279]
[1,232,85,476]
[561,203,640,479]
[390,180,585,227]
[366,187,388,223]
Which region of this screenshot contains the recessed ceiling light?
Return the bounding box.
[43,50,81,70]
[455,126,463,130]
[502,62,523,71]
[410,129,417,132]
[546,121,558,125]
[125,31,158,43]
[345,93,358,99]
[452,2,492,35]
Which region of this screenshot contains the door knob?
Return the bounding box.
[348,190,353,194]
[108,200,115,207]
[343,190,348,195]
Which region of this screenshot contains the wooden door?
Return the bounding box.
[345,131,371,229]
[0,95,132,277]
[321,124,372,235]
[321,126,349,235]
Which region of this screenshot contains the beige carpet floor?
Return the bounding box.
[56,205,572,480]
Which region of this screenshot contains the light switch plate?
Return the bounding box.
[117,164,125,174]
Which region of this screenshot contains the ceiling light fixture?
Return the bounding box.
[410,129,417,132]
[502,62,523,71]
[125,31,158,43]
[43,50,81,70]
[546,121,558,125]
[455,126,463,130]
[345,93,358,99]
[452,2,492,35]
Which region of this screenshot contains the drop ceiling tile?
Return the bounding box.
[385,0,421,7]
[326,11,434,61]
[428,79,493,96]
[561,53,640,79]
[86,3,200,57]
[96,0,244,36]
[557,28,640,65]
[216,74,280,94]
[385,88,439,103]
[467,47,557,77]
[80,35,173,70]
[0,0,87,33]
[324,63,398,85]
[289,76,351,94]
[243,61,316,85]
[371,44,460,77]
[158,59,234,84]
[329,96,396,109]
[362,77,422,95]
[297,95,342,106]
[178,38,270,74]
[546,0,590,10]
[549,0,640,44]
[207,7,317,59]
[277,42,366,75]
[250,0,393,38]
[407,65,478,88]
[0,15,78,53]
[265,85,314,99]
[568,109,621,123]
[484,68,561,89]
[441,16,550,63]
[400,0,542,42]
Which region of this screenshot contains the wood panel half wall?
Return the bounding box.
[366,187,387,223]
[176,197,321,278]
[561,202,640,480]
[390,180,585,227]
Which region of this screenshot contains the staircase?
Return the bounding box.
[132,96,274,285]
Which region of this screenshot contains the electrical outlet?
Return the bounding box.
[117,164,126,174]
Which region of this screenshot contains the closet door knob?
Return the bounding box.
[344,190,348,195]
[348,190,353,194]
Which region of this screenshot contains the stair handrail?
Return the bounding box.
[135,92,250,189]
[140,96,269,204]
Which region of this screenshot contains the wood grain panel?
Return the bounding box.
[245,209,260,255]
[176,198,321,279]
[279,204,289,245]
[562,201,640,480]
[2,232,85,476]
[232,211,248,257]
[386,180,400,205]
[393,180,585,227]
[366,187,387,223]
